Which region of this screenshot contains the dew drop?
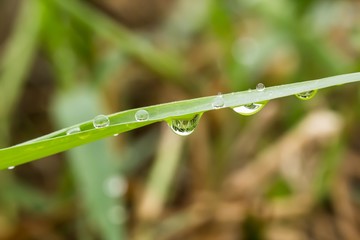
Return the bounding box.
[212,95,225,109]
[113,133,119,137]
[8,166,15,170]
[135,109,149,122]
[167,114,201,136]
[103,175,127,198]
[93,115,110,128]
[66,127,81,135]
[256,83,265,91]
[233,102,267,116]
[295,90,317,100]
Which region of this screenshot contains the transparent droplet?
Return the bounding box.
[93,115,110,128]
[113,133,119,137]
[66,127,81,135]
[8,166,15,170]
[256,83,265,91]
[108,205,127,225]
[167,114,201,136]
[103,175,127,198]
[295,90,317,100]
[233,102,267,116]
[212,95,225,109]
[135,109,149,122]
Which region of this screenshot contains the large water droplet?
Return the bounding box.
[233,102,267,116]
[135,109,149,122]
[66,127,81,135]
[212,95,225,109]
[167,114,201,136]
[103,175,127,198]
[295,90,317,100]
[256,83,265,91]
[8,166,15,170]
[93,115,110,128]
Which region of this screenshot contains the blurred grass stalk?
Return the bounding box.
[138,127,184,220]
[48,0,186,82]
[54,87,127,240]
[0,0,43,146]
[136,126,184,239]
[240,0,351,74]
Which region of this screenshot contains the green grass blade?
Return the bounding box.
[54,87,127,240]
[0,1,43,145]
[1,72,360,169]
[47,0,185,81]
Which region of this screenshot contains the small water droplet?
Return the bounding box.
[8,166,15,170]
[212,95,225,109]
[113,133,119,137]
[108,205,127,225]
[135,109,149,122]
[103,175,127,198]
[167,114,201,136]
[66,127,81,135]
[233,102,267,116]
[295,90,317,100]
[93,115,110,128]
[256,83,265,91]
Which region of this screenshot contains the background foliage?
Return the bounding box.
[1,0,360,239]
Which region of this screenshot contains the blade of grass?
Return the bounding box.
[46,0,185,81]
[54,86,127,240]
[117,129,159,176]
[1,72,360,169]
[137,126,184,221]
[0,1,43,145]
[241,0,350,74]
[313,139,345,201]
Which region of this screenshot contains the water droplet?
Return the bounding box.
[8,166,15,170]
[256,83,265,91]
[135,109,149,122]
[212,95,225,109]
[167,114,201,136]
[93,115,110,128]
[256,83,265,92]
[113,133,119,137]
[233,102,267,116]
[108,205,127,225]
[103,175,127,198]
[295,90,317,100]
[66,127,81,135]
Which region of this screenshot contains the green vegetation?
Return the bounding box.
[1,72,360,169]
[1,0,360,239]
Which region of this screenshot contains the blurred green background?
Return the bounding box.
[1,0,360,239]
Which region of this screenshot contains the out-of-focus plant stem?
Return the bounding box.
[0,1,43,146]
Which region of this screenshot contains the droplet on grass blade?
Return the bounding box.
[295,90,317,100]
[256,83,265,91]
[167,114,202,136]
[66,127,81,135]
[233,102,267,116]
[8,166,15,170]
[212,94,225,109]
[135,109,149,122]
[93,115,110,128]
